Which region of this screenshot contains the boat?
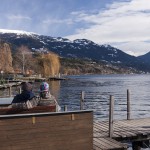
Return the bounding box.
[0,95,61,115]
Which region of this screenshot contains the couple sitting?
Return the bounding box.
[11,82,51,109]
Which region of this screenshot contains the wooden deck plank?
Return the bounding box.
[114,122,149,137]
[94,122,121,138]
[94,122,128,138]
[114,120,150,137]
[93,118,150,149]
[93,138,127,150]
[94,118,150,140]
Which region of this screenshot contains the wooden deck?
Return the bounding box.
[93,137,127,150]
[93,118,150,150]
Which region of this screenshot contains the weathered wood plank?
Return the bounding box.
[0,110,93,150]
[93,137,127,150]
[94,117,150,144]
[0,105,56,115]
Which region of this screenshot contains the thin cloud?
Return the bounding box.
[113,41,150,56]
[7,14,31,20]
[0,0,150,56]
[66,0,150,56]
[43,18,73,25]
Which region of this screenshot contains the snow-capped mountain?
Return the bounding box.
[137,52,150,65]
[0,29,150,72]
[0,29,37,36]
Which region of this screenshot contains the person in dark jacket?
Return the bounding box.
[12,82,38,109]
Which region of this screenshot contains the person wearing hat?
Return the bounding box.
[11,82,38,109]
[38,81,61,111]
[38,81,53,106]
[39,81,50,99]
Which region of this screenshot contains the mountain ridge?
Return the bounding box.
[0,29,150,73]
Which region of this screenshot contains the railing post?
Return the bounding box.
[64,105,67,111]
[127,89,131,120]
[80,91,84,110]
[109,95,114,138]
[8,86,12,97]
[19,87,22,94]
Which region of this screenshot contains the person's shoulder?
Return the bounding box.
[12,94,20,103]
[29,91,35,98]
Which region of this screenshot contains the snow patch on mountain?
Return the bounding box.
[0,29,36,36]
[53,37,72,43]
[73,39,96,45]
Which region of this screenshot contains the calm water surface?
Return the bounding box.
[1,74,150,121]
[47,74,150,121]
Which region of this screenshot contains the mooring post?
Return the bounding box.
[109,95,114,138]
[80,91,85,110]
[19,87,22,94]
[8,86,12,97]
[127,89,131,120]
[64,105,67,111]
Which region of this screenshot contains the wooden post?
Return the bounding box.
[8,86,12,97]
[64,105,67,111]
[109,95,114,138]
[127,89,131,120]
[19,87,22,94]
[80,91,84,110]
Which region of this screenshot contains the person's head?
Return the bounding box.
[21,82,33,92]
[39,82,49,98]
[40,82,49,92]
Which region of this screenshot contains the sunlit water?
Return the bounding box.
[49,74,150,121]
[1,74,150,122]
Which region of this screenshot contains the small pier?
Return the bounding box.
[48,77,67,81]
[93,137,127,150]
[93,118,150,150]
[82,90,150,150]
[0,82,21,89]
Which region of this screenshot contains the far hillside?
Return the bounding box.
[0,29,150,74]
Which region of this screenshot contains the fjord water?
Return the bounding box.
[1,74,150,121]
[46,74,150,121]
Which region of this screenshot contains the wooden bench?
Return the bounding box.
[0,105,56,115]
[0,110,93,150]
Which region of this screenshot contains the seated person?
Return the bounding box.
[39,82,51,99]
[11,82,38,109]
[39,81,61,111]
[38,82,53,106]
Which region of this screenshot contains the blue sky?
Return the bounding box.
[0,0,150,56]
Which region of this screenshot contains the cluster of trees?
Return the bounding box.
[1,42,137,77]
[0,41,14,73]
[12,46,60,77]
